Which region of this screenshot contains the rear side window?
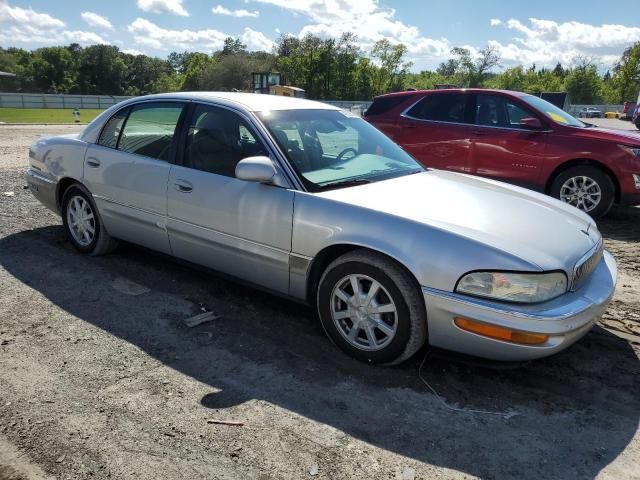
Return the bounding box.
[365,95,414,116]
[407,93,470,123]
[118,103,184,161]
[97,108,129,149]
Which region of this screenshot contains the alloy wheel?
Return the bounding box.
[559,176,602,213]
[330,274,398,351]
[66,195,96,246]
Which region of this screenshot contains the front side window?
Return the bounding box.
[521,94,585,127]
[475,94,537,129]
[407,93,470,123]
[258,109,423,192]
[184,104,269,177]
[118,102,184,161]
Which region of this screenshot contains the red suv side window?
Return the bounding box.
[475,94,535,129]
[407,93,472,124]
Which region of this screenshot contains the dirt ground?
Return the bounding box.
[0,124,639,480]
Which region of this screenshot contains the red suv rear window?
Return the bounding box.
[365,95,415,116]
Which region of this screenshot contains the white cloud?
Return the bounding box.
[81,11,114,30]
[490,18,502,27]
[0,0,109,46]
[241,27,275,51]
[253,0,452,68]
[490,17,640,68]
[122,48,145,56]
[127,17,227,50]
[0,0,65,31]
[136,0,189,17]
[212,5,259,17]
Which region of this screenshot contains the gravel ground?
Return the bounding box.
[0,125,639,480]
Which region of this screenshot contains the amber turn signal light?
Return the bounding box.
[454,317,549,345]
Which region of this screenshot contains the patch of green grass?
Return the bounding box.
[0,108,105,124]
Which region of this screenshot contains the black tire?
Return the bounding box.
[549,166,614,218]
[61,183,117,255]
[634,117,640,130]
[316,250,427,365]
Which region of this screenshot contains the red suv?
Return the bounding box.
[364,89,640,217]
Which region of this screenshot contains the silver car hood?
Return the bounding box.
[315,170,599,271]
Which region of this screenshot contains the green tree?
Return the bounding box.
[181,52,215,90]
[76,45,126,94]
[122,54,172,95]
[30,47,75,93]
[370,39,412,95]
[611,42,640,102]
[220,37,247,57]
[564,58,603,104]
[449,45,500,87]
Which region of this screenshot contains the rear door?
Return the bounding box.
[395,92,473,172]
[84,101,186,253]
[468,94,547,189]
[166,103,294,294]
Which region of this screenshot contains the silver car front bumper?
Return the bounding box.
[423,250,618,361]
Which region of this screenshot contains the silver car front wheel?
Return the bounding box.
[317,250,427,365]
[331,274,398,351]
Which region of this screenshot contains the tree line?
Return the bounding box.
[1,34,639,104]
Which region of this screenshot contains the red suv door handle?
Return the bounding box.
[472,130,489,137]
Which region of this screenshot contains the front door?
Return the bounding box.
[469,94,547,189]
[84,101,186,253]
[166,103,294,294]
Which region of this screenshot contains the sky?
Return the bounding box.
[1,0,639,71]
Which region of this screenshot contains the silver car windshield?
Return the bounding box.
[257,109,424,191]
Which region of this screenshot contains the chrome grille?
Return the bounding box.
[571,243,603,291]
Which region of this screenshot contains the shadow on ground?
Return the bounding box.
[1,224,639,479]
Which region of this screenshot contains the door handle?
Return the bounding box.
[174,180,193,193]
[472,130,488,137]
[86,157,101,168]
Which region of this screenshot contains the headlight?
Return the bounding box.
[456,271,568,303]
[619,145,640,158]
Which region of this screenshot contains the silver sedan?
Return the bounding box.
[26,92,617,364]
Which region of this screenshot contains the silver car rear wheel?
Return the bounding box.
[66,195,96,246]
[330,274,398,351]
[62,184,117,255]
[559,176,601,213]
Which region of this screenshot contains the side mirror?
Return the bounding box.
[235,156,277,183]
[519,117,543,130]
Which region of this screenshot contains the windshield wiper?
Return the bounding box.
[318,178,372,190]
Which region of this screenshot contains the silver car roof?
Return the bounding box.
[122,91,341,112]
